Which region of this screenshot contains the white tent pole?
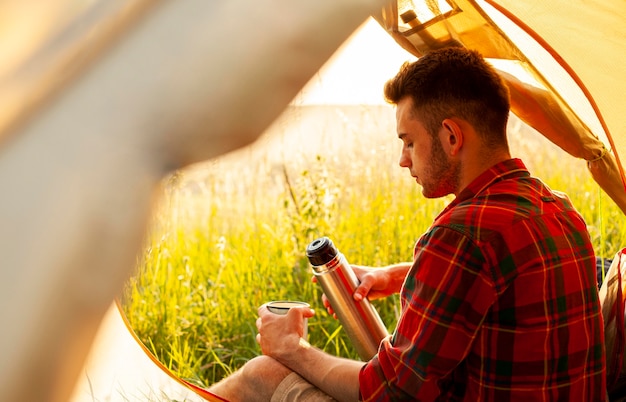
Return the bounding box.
[0,1,388,401]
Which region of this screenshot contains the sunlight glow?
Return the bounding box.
[296,18,417,105]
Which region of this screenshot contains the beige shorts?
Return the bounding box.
[271,372,338,402]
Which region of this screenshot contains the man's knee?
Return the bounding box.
[209,355,293,401]
[239,355,292,388]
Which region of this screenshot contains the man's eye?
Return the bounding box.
[406,142,413,149]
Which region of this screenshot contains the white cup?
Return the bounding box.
[266,300,310,339]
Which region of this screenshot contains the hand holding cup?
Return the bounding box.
[266,300,311,339]
[256,301,314,359]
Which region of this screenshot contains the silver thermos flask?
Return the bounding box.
[307,237,389,360]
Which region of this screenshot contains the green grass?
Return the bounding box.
[121,105,626,389]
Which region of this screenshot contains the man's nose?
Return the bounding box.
[399,152,410,168]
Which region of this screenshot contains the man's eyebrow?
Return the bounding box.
[398,133,407,140]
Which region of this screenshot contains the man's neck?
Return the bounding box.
[456,149,511,196]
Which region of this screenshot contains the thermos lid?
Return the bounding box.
[306,237,338,266]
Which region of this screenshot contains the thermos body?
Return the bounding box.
[307,237,389,360]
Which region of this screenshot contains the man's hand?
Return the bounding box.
[256,304,315,359]
[313,262,412,318]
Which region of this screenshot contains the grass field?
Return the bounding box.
[121,104,626,389]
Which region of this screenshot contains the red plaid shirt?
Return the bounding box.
[359,159,606,401]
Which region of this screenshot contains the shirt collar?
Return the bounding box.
[446,158,530,209]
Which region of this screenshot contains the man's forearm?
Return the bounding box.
[385,262,413,293]
[280,340,365,402]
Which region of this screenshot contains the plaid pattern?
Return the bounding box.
[359,159,606,401]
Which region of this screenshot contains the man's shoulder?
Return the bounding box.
[436,174,582,237]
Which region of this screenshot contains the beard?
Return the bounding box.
[420,136,461,199]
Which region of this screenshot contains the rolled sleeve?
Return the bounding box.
[359,227,496,400]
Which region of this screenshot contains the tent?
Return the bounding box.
[0,1,624,401]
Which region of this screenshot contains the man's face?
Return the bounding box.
[396,97,460,198]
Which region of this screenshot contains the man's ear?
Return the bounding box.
[440,118,463,156]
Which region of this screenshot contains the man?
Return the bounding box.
[208,46,606,401]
